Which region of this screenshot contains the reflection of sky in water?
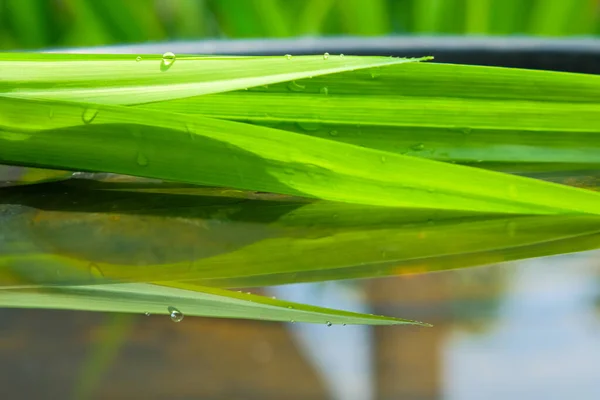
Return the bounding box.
[271,251,600,400]
[446,253,600,400]
[269,282,373,400]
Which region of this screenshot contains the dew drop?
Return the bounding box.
[326,321,332,327]
[380,155,387,163]
[144,312,151,316]
[411,143,425,151]
[89,263,104,279]
[319,86,329,95]
[287,305,294,309]
[271,296,277,300]
[136,56,142,62]
[168,306,184,322]
[340,54,345,58]
[81,108,98,124]
[136,152,149,167]
[290,320,296,324]
[323,52,330,60]
[329,130,339,137]
[342,324,347,326]
[285,54,292,60]
[162,51,176,66]
[287,80,306,92]
[462,127,472,135]
[48,109,54,119]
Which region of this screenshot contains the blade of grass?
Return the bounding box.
[61,0,113,47]
[298,0,336,35]
[335,0,391,35]
[208,0,266,37]
[0,165,73,187]
[488,0,531,34]
[3,0,49,48]
[146,62,600,170]
[0,282,427,326]
[0,53,425,104]
[465,0,491,34]
[4,54,600,173]
[72,313,136,400]
[170,0,209,38]
[529,0,598,36]
[412,0,464,33]
[4,96,600,214]
[86,0,166,43]
[251,0,293,37]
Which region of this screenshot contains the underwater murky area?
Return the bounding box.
[1,251,599,400]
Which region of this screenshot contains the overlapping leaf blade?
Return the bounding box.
[2,52,600,325]
[3,96,600,214]
[0,282,425,326]
[141,62,600,172]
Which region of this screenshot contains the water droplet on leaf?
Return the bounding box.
[326,321,332,327]
[319,86,329,95]
[162,52,176,66]
[89,263,103,279]
[285,54,292,60]
[323,52,330,60]
[288,80,306,92]
[168,306,184,322]
[144,312,151,316]
[329,130,339,137]
[82,108,98,124]
[136,56,142,62]
[411,143,425,151]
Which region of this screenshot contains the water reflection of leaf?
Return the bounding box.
[2,180,600,290]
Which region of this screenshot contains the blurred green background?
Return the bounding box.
[0,0,598,50]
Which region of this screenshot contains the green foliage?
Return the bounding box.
[0,0,598,50]
[0,52,599,325]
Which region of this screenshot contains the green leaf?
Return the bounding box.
[0,282,427,326]
[143,62,600,171]
[3,96,600,214]
[0,53,423,104]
